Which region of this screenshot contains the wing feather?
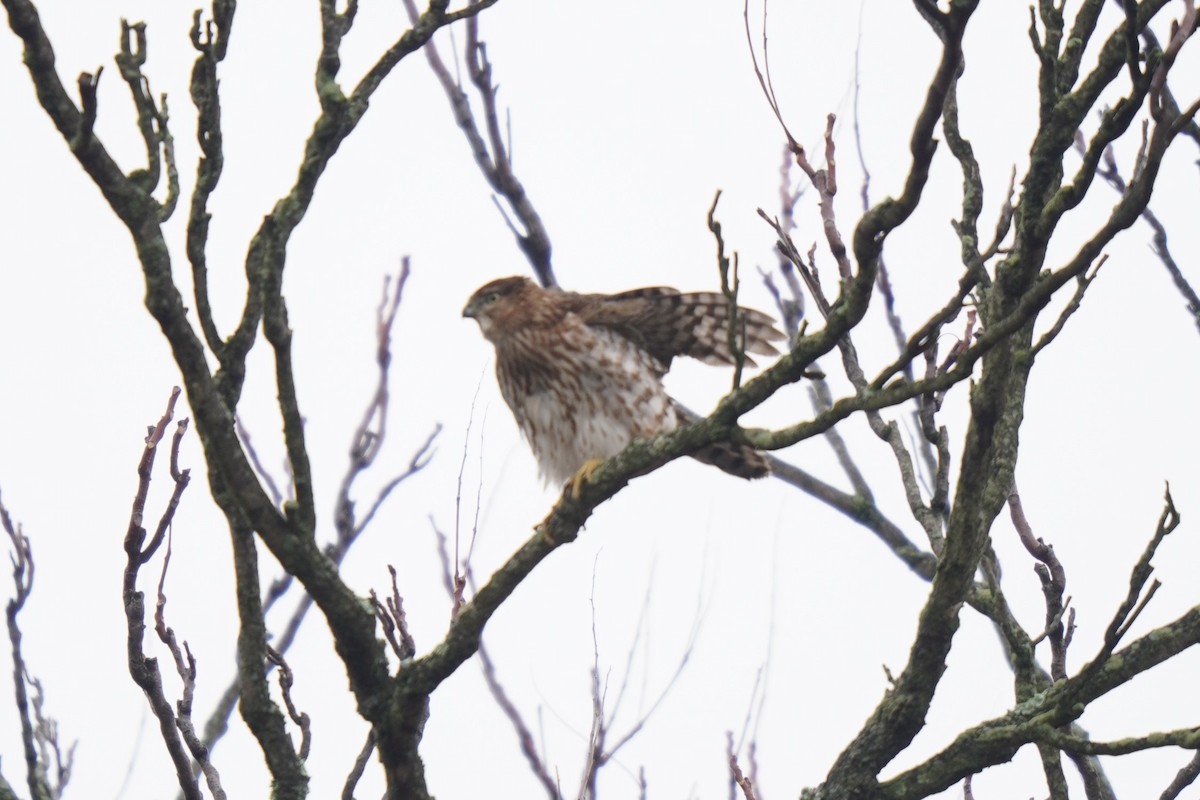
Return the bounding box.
[568,287,785,369]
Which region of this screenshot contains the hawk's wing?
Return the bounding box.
[568,287,784,370]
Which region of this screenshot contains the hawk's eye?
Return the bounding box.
[485,291,500,304]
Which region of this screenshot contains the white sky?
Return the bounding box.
[1,1,1199,798]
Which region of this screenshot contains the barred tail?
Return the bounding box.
[690,442,770,480]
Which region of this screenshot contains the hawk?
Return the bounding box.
[463,276,783,489]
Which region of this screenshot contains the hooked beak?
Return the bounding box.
[462,303,476,319]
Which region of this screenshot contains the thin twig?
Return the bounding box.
[236,418,286,508]
[710,191,748,390]
[431,511,558,796]
[1068,484,1181,700]
[727,732,759,800]
[341,730,376,800]
[265,647,311,761]
[4,490,59,800]
[122,389,207,800]
[1008,484,1072,679]
[1089,138,1200,335]
[479,642,560,798]
[406,0,556,286]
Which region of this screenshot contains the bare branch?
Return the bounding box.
[1009,484,1072,680]
[1089,138,1200,335]
[596,573,702,764]
[336,261,439,539]
[265,647,311,762]
[200,263,433,763]
[1148,0,1197,120]
[1070,484,1180,695]
[727,732,759,800]
[1160,750,1200,799]
[710,191,748,390]
[5,490,56,800]
[341,730,376,800]
[407,0,555,286]
[432,500,557,796]
[121,389,205,800]
[236,419,287,508]
[479,643,559,799]
[112,19,178,219]
[1037,724,1200,756]
[742,0,801,152]
[153,527,226,800]
[186,2,235,354]
[22,673,74,799]
[1032,254,1108,356]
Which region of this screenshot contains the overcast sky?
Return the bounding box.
[1,1,1199,798]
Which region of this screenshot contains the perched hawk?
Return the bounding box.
[463,276,783,488]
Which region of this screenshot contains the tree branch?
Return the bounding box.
[121,389,204,800]
[407,1,555,286]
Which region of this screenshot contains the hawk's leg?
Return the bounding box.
[567,458,605,499]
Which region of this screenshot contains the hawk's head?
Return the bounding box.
[463,276,546,341]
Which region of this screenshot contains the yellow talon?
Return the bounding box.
[568,458,605,499]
